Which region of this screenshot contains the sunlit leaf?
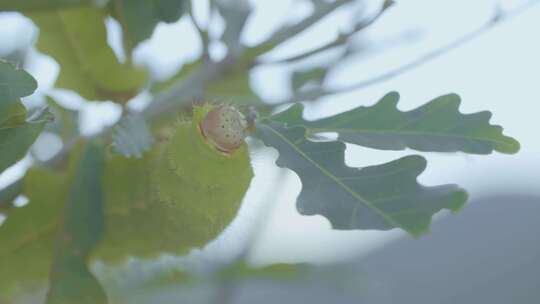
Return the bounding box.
[27,7,147,103]
[109,0,186,54]
[273,92,520,154]
[255,121,467,236]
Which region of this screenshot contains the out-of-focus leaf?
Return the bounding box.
[273,92,520,154]
[0,180,21,211]
[255,121,467,236]
[109,0,186,54]
[27,7,147,103]
[0,60,37,123]
[112,113,154,158]
[46,142,107,304]
[0,0,91,11]
[0,113,49,173]
[0,146,83,298]
[45,96,79,141]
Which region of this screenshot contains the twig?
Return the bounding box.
[188,0,210,61]
[279,0,540,105]
[261,0,394,65]
[246,0,355,59]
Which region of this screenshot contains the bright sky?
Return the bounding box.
[0,0,538,266]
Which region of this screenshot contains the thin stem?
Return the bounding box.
[279,0,540,105]
[261,0,394,65]
[189,0,210,61]
[246,0,355,59]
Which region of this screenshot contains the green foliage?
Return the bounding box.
[0,180,21,211]
[109,0,187,54]
[0,0,91,11]
[273,92,520,154]
[27,7,147,103]
[0,60,37,119]
[94,105,253,262]
[0,61,48,173]
[0,146,83,298]
[46,142,107,304]
[256,121,467,236]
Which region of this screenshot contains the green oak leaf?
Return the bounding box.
[27,7,147,103]
[255,121,467,236]
[272,92,520,154]
[0,0,91,11]
[109,0,186,54]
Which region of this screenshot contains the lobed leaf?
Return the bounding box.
[273,92,520,154]
[255,121,467,236]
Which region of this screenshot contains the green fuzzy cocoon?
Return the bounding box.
[93,105,253,263]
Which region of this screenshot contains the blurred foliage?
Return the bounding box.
[0,144,84,298]
[0,0,527,303]
[108,0,186,55]
[27,7,147,103]
[0,61,48,173]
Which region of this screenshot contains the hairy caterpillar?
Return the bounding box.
[93,104,254,262]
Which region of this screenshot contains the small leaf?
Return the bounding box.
[273,92,520,154]
[255,121,467,236]
[112,113,154,158]
[109,0,186,54]
[27,7,147,103]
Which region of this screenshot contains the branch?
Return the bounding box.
[279,0,540,105]
[188,0,210,61]
[246,0,355,59]
[262,0,394,65]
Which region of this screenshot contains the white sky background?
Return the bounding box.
[0,0,539,266]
